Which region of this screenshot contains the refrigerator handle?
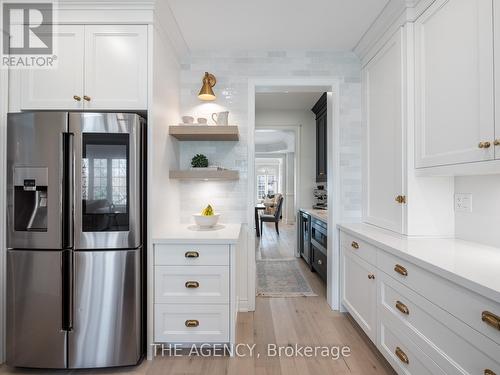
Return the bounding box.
[62,133,74,249]
[61,249,73,331]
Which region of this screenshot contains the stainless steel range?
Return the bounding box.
[6,112,146,369]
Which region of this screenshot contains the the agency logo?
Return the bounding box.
[1,2,57,68]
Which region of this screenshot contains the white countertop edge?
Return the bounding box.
[337,224,500,303]
[152,223,242,245]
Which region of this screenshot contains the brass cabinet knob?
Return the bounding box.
[73,95,81,101]
[185,319,199,328]
[481,311,500,330]
[395,347,409,364]
[351,241,359,249]
[394,264,408,277]
[185,251,199,258]
[396,300,410,315]
[185,281,200,288]
[494,140,500,146]
[395,195,406,204]
[83,95,91,101]
[479,141,491,149]
[485,369,496,375]
[367,274,375,280]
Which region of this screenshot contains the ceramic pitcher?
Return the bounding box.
[211,111,229,125]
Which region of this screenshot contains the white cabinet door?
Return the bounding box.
[495,0,500,159]
[362,29,403,233]
[21,25,84,110]
[84,25,147,110]
[341,250,377,343]
[415,0,494,168]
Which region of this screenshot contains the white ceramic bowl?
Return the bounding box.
[192,213,220,228]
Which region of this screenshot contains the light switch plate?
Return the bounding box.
[454,193,472,213]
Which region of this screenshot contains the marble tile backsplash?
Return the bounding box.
[178,50,362,224]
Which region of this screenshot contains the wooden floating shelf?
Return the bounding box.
[169,125,239,141]
[169,169,240,181]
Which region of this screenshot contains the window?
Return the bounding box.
[256,174,278,199]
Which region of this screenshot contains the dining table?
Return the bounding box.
[254,203,266,237]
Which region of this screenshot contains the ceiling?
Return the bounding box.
[167,0,389,51]
[256,92,323,110]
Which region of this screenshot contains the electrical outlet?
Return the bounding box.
[454,193,472,213]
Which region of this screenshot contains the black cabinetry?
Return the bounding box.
[298,211,311,265]
[311,93,327,182]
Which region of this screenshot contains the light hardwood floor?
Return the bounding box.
[0,223,395,375]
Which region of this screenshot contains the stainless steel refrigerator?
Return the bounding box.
[6,112,145,369]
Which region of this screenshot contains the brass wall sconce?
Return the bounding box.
[198,72,216,101]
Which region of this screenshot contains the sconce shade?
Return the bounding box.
[198,72,216,101]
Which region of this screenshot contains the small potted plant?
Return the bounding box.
[191,154,209,168]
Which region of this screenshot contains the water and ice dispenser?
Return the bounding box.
[13,167,48,232]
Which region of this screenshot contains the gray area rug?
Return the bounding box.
[256,259,317,297]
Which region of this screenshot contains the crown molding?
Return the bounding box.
[153,0,189,59]
[354,0,431,63]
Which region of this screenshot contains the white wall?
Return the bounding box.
[455,175,500,248]
[256,109,316,209]
[178,50,362,310]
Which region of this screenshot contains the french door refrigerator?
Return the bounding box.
[6,112,145,369]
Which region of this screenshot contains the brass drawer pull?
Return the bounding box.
[494,140,500,146]
[396,301,409,315]
[185,251,199,258]
[479,141,491,149]
[83,95,91,101]
[395,195,406,204]
[482,311,500,330]
[367,274,375,280]
[394,264,408,277]
[185,281,200,288]
[185,319,199,328]
[351,241,359,249]
[73,95,81,101]
[485,370,496,375]
[395,347,409,364]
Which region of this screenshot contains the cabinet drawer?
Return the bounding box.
[154,244,229,266]
[154,304,229,343]
[379,314,446,375]
[340,231,377,265]
[378,250,500,346]
[155,266,229,304]
[380,272,500,375]
[311,245,327,282]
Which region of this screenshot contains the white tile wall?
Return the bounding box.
[178,50,362,225]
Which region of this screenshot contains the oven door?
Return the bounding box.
[70,113,142,250]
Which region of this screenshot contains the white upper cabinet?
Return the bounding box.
[19,24,147,111]
[415,0,495,168]
[21,25,84,110]
[84,25,147,110]
[495,1,500,159]
[362,30,403,233]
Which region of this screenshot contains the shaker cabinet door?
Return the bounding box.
[341,250,377,343]
[495,0,500,159]
[362,29,403,233]
[415,0,494,168]
[83,25,148,110]
[21,25,84,110]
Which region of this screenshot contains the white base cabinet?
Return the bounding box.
[153,243,237,351]
[340,228,500,375]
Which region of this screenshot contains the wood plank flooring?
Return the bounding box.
[0,223,395,375]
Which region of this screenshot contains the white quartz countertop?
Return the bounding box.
[300,208,328,223]
[153,223,242,245]
[338,223,500,302]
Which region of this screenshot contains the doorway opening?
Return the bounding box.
[253,90,328,299]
